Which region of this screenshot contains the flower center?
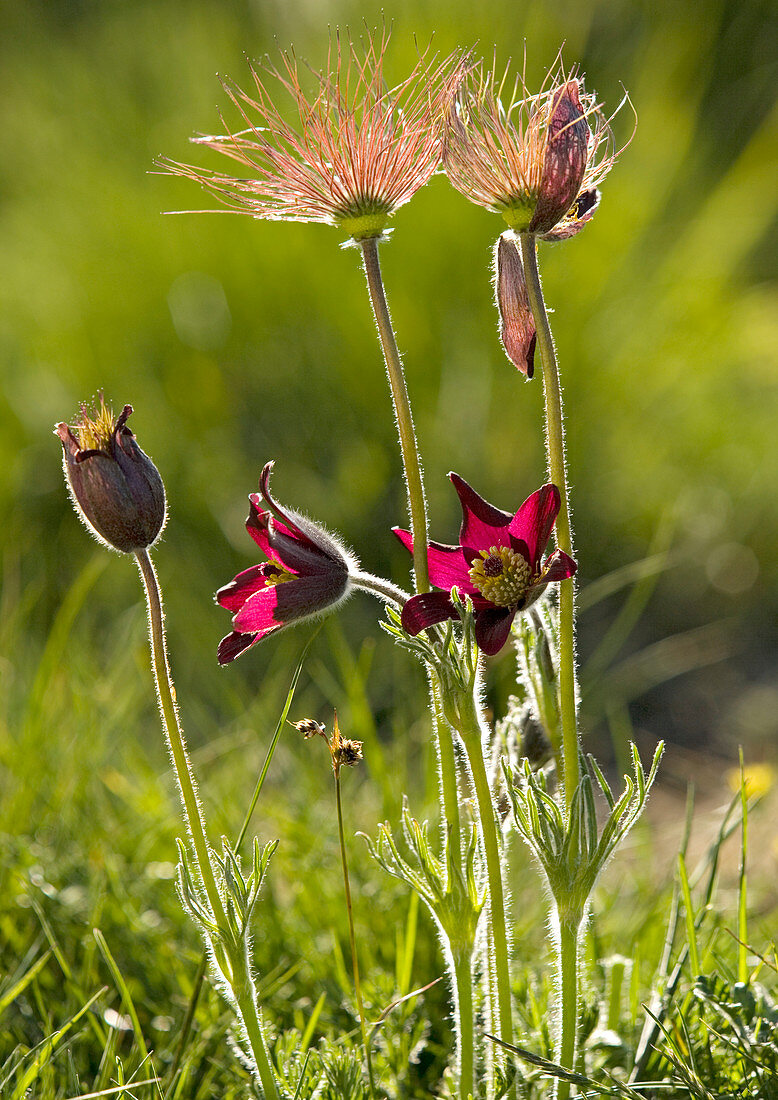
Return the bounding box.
[468,545,532,607]
[260,562,294,587]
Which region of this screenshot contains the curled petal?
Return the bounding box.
[509,485,561,569]
[449,472,512,562]
[538,548,577,583]
[217,630,263,665]
[401,590,458,636]
[474,607,515,655]
[496,234,536,377]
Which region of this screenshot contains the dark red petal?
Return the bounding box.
[474,607,515,655]
[539,548,577,583]
[496,234,537,378]
[530,80,590,234]
[449,472,512,561]
[216,563,277,611]
[257,461,318,550]
[509,484,561,568]
[246,502,274,555]
[401,591,458,636]
[217,630,261,664]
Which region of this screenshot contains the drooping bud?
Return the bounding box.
[495,233,537,377]
[56,401,166,554]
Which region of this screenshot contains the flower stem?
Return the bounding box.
[134,549,278,1100]
[360,236,429,594]
[335,767,377,1100]
[453,950,475,1100]
[455,692,513,1051]
[518,234,579,813]
[351,569,411,607]
[555,921,580,1100]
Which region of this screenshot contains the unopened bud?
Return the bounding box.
[56,401,166,554]
[495,234,536,378]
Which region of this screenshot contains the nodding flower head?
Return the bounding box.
[394,473,576,656]
[162,28,466,242]
[56,400,166,554]
[444,52,629,239]
[216,462,357,664]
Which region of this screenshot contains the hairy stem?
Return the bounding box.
[134,549,278,1100]
[336,768,377,1099]
[455,692,513,1050]
[518,233,579,812]
[351,569,411,606]
[453,950,475,1100]
[555,921,580,1100]
[360,236,429,594]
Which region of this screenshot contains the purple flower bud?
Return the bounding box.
[495,233,536,377]
[56,402,166,554]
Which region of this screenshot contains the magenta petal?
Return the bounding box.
[401,591,458,636]
[450,472,512,561]
[426,541,471,590]
[392,527,414,554]
[509,485,560,568]
[245,502,274,555]
[217,630,261,664]
[474,607,515,655]
[496,234,537,378]
[217,563,275,611]
[257,461,319,552]
[233,587,285,633]
[539,548,577,583]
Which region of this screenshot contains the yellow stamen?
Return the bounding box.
[468,545,532,607]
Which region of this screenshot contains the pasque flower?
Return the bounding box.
[163,29,463,241]
[56,400,166,554]
[444,56,623,239]
[217,462,356,663]
[394,474,576,656]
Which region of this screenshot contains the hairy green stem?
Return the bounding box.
[453,951,475,1100]
[518,234,579,812]
[351,569,411,607]
[336,768,377,1099]
[455,692,513,1050]
[134,549,278,1100]
[555,921,580,1100]
[360,236,429,594]
[430,673,463,866]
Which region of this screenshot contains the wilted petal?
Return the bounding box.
[496,234,537,377]
[450,472,513,562]
[509,485,561,569]
[542,188,600,241]
[474,607,515,655]
[401,590,458,636]
[530,80,590,235]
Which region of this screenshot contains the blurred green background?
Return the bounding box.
[1,0,776,776]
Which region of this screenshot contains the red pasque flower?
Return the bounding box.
[444,54,627,240]
[394,474,576,656]
[162,29,465,241]
[217,462,356,664]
